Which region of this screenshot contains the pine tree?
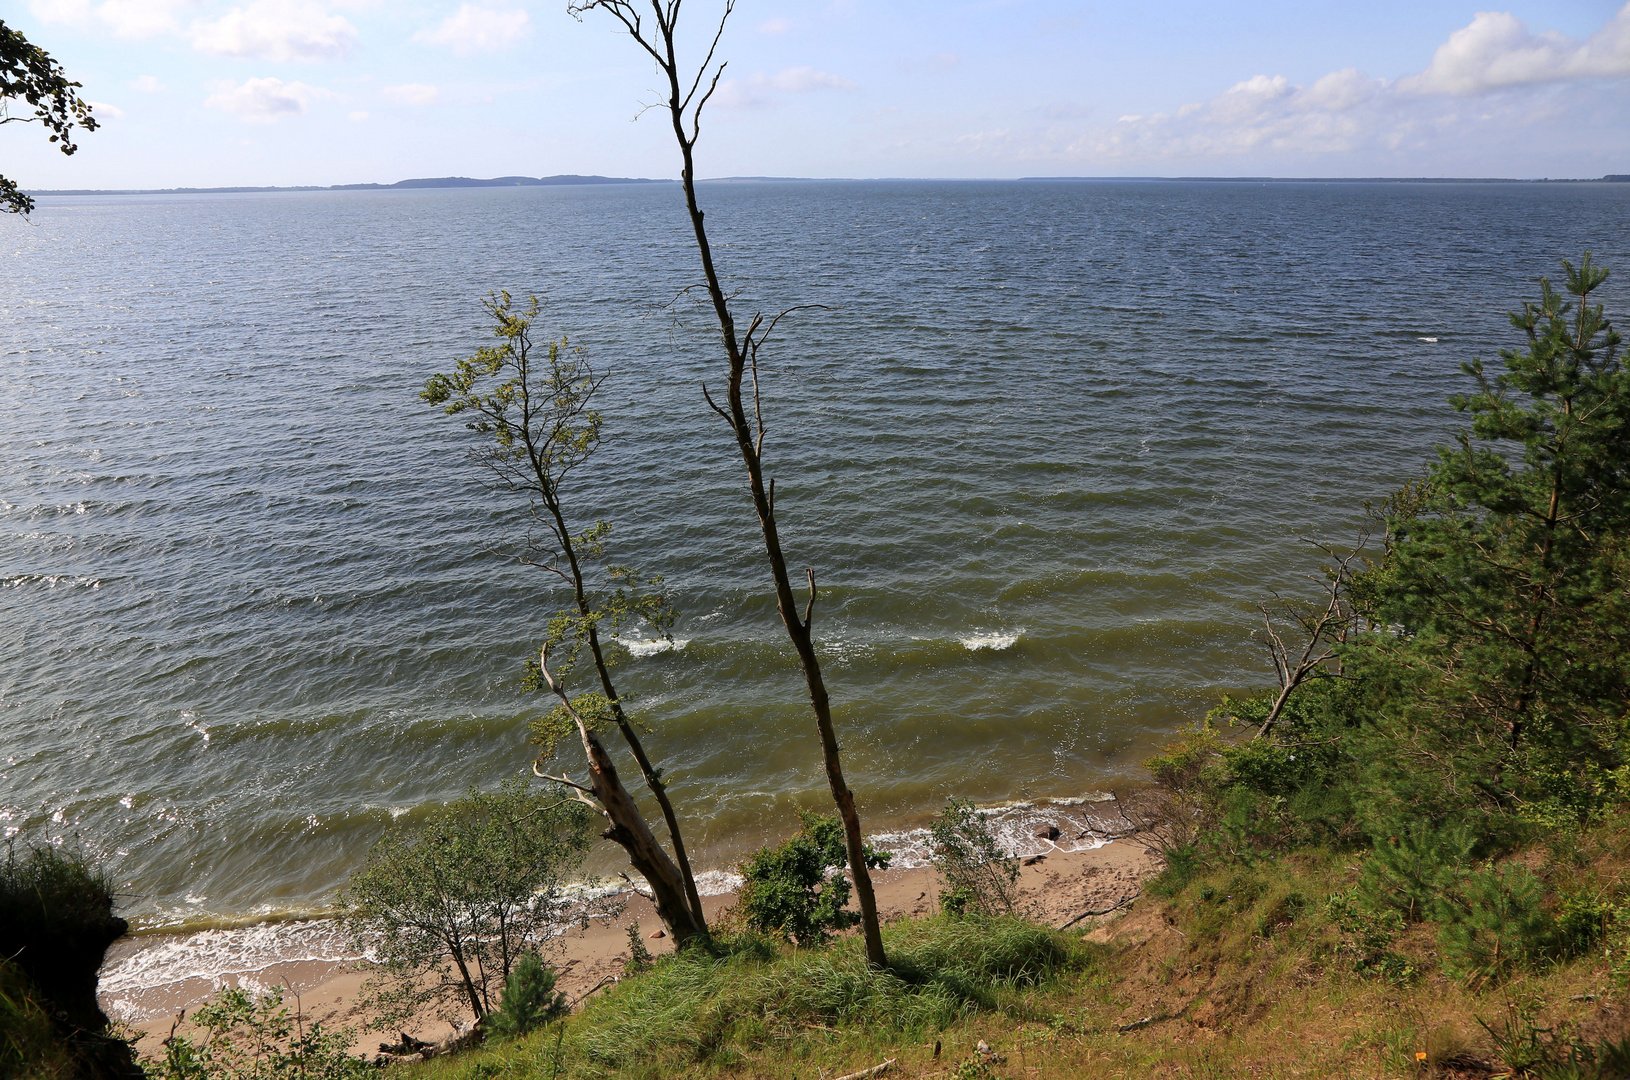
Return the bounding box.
[1351,254,1630,824]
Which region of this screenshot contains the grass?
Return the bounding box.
[401,812,1630,1080]
[1,960,77,1080]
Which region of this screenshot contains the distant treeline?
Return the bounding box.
[28,174,674,196]
[29,174,1630,198]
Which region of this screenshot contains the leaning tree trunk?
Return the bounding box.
[539,651,707,946]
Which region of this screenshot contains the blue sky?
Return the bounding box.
[6,0,1630,187]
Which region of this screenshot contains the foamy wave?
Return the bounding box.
[617,637,689,657]
[960,631,1020,651]
[100,796,1127,1016]
[2,574,102,590]
[100,920,365,1021]
[869,797,1124,869]
[694,869,744,896]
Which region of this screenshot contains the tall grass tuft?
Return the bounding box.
[569,916,1080,1070]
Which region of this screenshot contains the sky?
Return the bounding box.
[4,0,1630,187]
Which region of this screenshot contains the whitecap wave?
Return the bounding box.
[693,869,745,896]
[868,798,1124,869]
[617,637,689,657]
[960,631,1020,651]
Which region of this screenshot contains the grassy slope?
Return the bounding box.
[401,812,1630,1080]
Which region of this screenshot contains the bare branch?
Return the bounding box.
[803,568,816,630]
[700,382,733,425]
[1253,533,1370,739]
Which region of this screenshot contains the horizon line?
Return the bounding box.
[26,172,1630,197]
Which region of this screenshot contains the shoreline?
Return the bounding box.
[101,804,1155,1060]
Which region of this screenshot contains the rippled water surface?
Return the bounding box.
[4,179,1628,927]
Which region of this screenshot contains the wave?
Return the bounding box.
[2,573,104,590]
[100,919,365,1022]
[616,636,690,657]
[868,795,1122,868]
[958,631,1020,651]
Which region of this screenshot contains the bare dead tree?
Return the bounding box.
[1253,536,1369,740]
[567,0,889,966]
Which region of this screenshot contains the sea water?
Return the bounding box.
[4,179,1628,937]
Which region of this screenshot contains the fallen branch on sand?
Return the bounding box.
[1056,890,1140,931]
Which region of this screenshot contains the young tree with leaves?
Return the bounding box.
[342,779,590,1028]
[422,293,710,945]
[568,0,891,968]
[1,20,97,216]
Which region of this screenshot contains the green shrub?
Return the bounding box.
[1,960,76,1080]
[342,778,590,1029]
[623,922,654,976]
[486,953,567,1039]
[0,840,136,1079]
[738,813,890,946]
[928,799,1019,917]
[1358,820,1480,922]
[1325,888,1417,984]
[1435,863,1556,987]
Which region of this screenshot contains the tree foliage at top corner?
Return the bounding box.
[1,19,98,216]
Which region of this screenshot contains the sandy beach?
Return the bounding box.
[105,837,1156,1060]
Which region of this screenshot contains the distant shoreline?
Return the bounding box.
[28,173,1630,197]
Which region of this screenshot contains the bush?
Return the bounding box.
[342,778,591,1029]
[623,923,654,976]
[1435,863,1560,987]
[485,953,568,1039]
[2,959,77,1080]
[0,840,138,1080]
[738,813,890,946]
[928,799,1019,917]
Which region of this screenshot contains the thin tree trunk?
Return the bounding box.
[670,119,887,971]
[569,0,887,967]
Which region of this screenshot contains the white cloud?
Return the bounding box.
[85,99,125,118]
[27,0,93,22]
[98,0,192,35]
[204,77,333,123]
[31,0,194,37]
[348,109,369,122]
[382,82,439,106]
[757,17,789,34]
[414,4,530,56]
[191,1,358,62]
[1029,4,1630,168]
[130,75,167,92]
[1401,4,1630,95]
[716,66,856,108]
